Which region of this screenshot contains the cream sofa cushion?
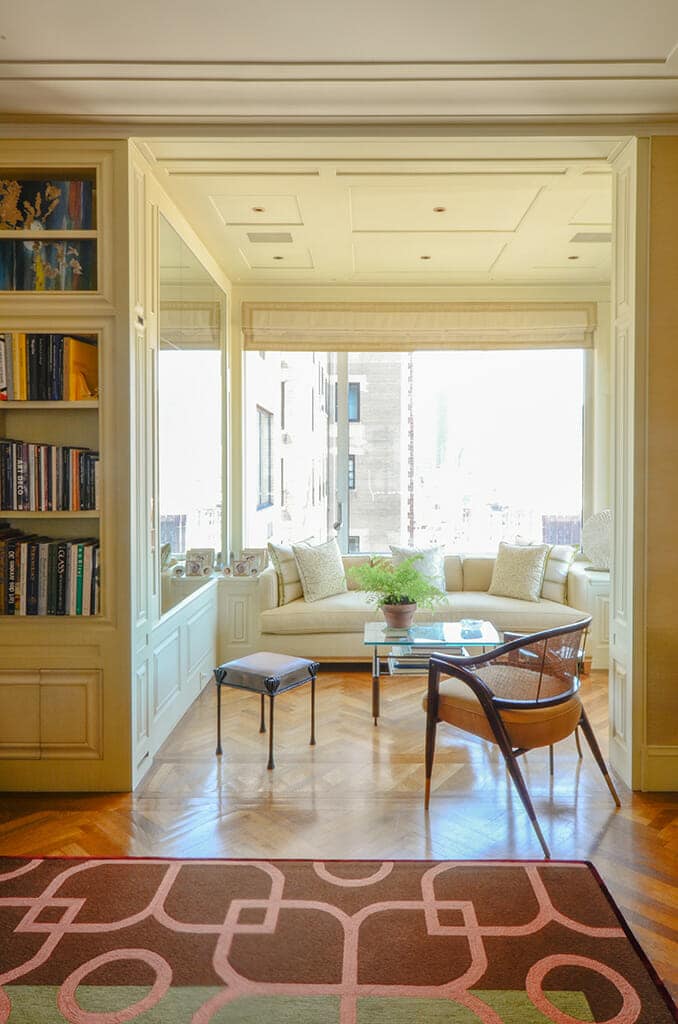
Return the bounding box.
[489,542,549,602]
[461,556,494,592]
[444,555,463,592]
[390,544,445,591]
[541,544,577,603]
[292,538,347,603]
[267,541,304,605]
[261,590,380,635]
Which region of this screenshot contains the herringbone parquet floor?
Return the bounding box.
[0,668,676,998]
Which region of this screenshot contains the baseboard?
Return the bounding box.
[641,745,678,790]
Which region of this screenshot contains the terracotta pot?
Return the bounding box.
[382,602,417,629]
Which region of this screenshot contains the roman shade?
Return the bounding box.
[160,299,221,350]
[241,301,595,352]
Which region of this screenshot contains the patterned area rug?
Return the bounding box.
[0,857,675,1023]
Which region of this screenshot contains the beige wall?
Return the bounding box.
[646,137,678,749]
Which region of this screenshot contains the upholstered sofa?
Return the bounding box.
[253,553,591,661]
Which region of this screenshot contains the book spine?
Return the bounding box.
[92,545,100,615]
[16,444,27,511]
[47,542,58,615]
[18,540,28,615]
[17,334,27,401]
[38,541,49,615]
[55,542,67,615]
[75,542,84,615]
[0,334,7,401]
[27,335,38,401]
[0,539,6,610]
[4,333,14,400]
[82,544,93,617]
[69,542,79,615]
[37,334,48,401]
[6,540,17,614]
[26,540,39,615]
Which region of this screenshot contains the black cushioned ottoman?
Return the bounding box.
[214,652,319,769]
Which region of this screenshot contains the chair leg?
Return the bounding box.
[259,694,266,734]
[578,708,621,807]
[267,696,275,770]
[215,682,223,756]
[549,745,554,776]
[424,668,440,810]
[501,742,551,859]
[310,675,317,746]
[574,726,583,759]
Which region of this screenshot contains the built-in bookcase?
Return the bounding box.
[0,330,101,616]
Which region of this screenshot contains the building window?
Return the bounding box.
[348,381,361,422]
[280,457,285,506]
[348,453,356,490]
[257,406,273,509]
[348,535,361,553]
[311,387,315,431]
[280,381,287,430]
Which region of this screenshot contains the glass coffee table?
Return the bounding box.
[363,620,501,724]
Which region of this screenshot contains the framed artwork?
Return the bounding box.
[0,239,97,291]
[0,177,95,231]
[185,548,215,577]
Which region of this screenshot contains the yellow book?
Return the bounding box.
[63,336,99,401]
[13,333,27,401]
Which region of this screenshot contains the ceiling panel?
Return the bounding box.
[241,246,314,270]
[350,185,542,232]
[211,194,303,226]
[353,234,506,274]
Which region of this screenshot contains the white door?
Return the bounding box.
[607,137,649,788]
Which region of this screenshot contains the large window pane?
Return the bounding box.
[245,348,583,551]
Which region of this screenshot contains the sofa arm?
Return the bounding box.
[567,559,593,611]
[259,566,278,611]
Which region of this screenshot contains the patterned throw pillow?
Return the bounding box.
[488,542,550,603]
[541,544,577,603]
[267,541,304,606]
[389,544,446,592]
[292,538,347,603]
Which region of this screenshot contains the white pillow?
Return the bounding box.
[267,541,304,606]
[292,538,347,603]
[488,542,550,603]
[541,544,577,603]
[389,544,446,592]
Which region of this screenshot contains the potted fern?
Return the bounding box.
[348,554,446,629]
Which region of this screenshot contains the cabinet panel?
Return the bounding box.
[187,600,216,673]
[40,669,102,759]
[0,671,40,758]
[152,628,181,719]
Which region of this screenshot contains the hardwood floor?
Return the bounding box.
[1,667,676,999]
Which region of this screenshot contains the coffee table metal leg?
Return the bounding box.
[310,675,316,746]
[215,682,223,756]
[259,693,266,734]
[267,695,275,770]
[372,645,380,725]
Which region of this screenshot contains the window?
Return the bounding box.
[257,406,273,509]
[311,387,315,431]
[334,381,361,421]
[348,535,361,553]
[348,381,361,422]
[246,349,584,553]
[280,381,287,430]
[280,457,285,506]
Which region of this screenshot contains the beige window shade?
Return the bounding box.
[242,302,595,351]
[160,300,221,350]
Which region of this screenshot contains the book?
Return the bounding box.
[64,335,98,400]
[4,333,14,400]
[0,333,7,400]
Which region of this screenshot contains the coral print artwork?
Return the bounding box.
[0,177,95,231]
[0,239,97,291]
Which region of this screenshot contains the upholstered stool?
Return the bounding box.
[214,652,319,769]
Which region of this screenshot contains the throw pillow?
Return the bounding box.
[541,544,577,603]
[267,541,304,606]
[389,544,446,592]
[488,542,550,603]
[292,538,347,603]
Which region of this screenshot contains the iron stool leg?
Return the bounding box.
[267,695,275,770]
[310,674,317,746]
[259,693,266,733]
[215,681,223,756]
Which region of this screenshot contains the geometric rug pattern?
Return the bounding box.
[0,857,676,1022]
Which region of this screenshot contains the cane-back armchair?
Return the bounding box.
[423,618,621,858]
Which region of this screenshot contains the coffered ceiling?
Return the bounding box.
[141,136,614,286]
[1,1,678,124]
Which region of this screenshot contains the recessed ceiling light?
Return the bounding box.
[433,206,446,213]
[568,255,579,260]
[273,255,284,260]
[420,255,431,260]
[252,206,265,213]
